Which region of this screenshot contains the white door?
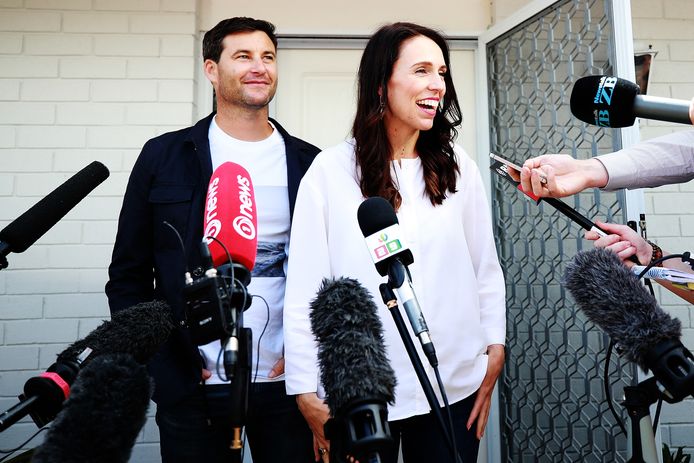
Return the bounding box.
[273,39,478,157]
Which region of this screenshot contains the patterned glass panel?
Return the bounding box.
[487,1,634,461]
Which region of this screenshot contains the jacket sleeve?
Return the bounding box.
[105,139,158,314]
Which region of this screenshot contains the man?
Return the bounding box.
[106,17,318,463]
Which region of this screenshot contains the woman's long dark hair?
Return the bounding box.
[352,22,463,210]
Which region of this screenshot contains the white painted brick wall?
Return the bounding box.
[0,2,196,460]
[20,79,91,101]
[26,0,91,9]
[632,0,694,456]
[24,33,93,55]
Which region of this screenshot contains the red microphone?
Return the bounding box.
[203,162,258,271]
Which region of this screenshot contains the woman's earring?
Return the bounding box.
[378,95,386,118]
[438,99,444,112]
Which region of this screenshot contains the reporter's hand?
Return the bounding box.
[584,221,651,267]
[296,392,331,462]
[513,155,609,198]
[201,368,212,381]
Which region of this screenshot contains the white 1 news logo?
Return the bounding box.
[233,174,256,240]
[204,177,222,241]
[204,174,256,243]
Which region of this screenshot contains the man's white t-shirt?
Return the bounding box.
[201,116,290,384]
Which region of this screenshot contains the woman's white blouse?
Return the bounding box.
[283,140,507,421]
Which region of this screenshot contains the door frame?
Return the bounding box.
[474,1,646,461]
[475,0,643,218]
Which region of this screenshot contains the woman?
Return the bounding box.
[284,23,506,463]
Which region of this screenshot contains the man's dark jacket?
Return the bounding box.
[105,113,319,406]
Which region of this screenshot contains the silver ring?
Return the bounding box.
[539,175,548,185]
[318,448,328,456]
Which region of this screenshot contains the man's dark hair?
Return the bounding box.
[203,17,278,62]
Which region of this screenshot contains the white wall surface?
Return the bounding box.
[0,1,197,461]
[200,0,491,36]
[630,0,694,453]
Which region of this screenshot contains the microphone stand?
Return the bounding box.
[226,327,251,463]
[622,377,661,463]
[379,284,462,463]
[218,262,253,463]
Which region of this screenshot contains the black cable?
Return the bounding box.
[652,397,663,432]
[250,294,271,384]
[205,235,235,284]
[432,366,461,463]
[0,426,49,462]
[162,221,189,272]
[637,252,694,279]
[242,294,271,461]
[604,339,627,436]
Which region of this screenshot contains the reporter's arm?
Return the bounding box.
[597,130,694,190]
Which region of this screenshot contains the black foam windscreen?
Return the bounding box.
[0,161,109,253]
[570,75,640,128]
[31,354,151,463]
[59,300,174,365]
[563,248,681,370]
[310,277,396,417]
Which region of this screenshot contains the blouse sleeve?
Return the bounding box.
[459,148,507,346]
[283,162,332,395]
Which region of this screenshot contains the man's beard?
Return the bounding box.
[217,82,276,110]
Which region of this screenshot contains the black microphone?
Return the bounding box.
[357,196,438,367]
[563,248,694,402]
[0,161,110,270]
[570,75,692,128]
[31,353,152,463]
[0,300,173,431]
[310,277,396,463]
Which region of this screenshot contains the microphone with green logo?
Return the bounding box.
[357,196,437,367]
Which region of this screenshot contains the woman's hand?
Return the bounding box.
[466,344,505,440]
[296,392,331,462]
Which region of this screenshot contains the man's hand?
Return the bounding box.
[268,357,285,379]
